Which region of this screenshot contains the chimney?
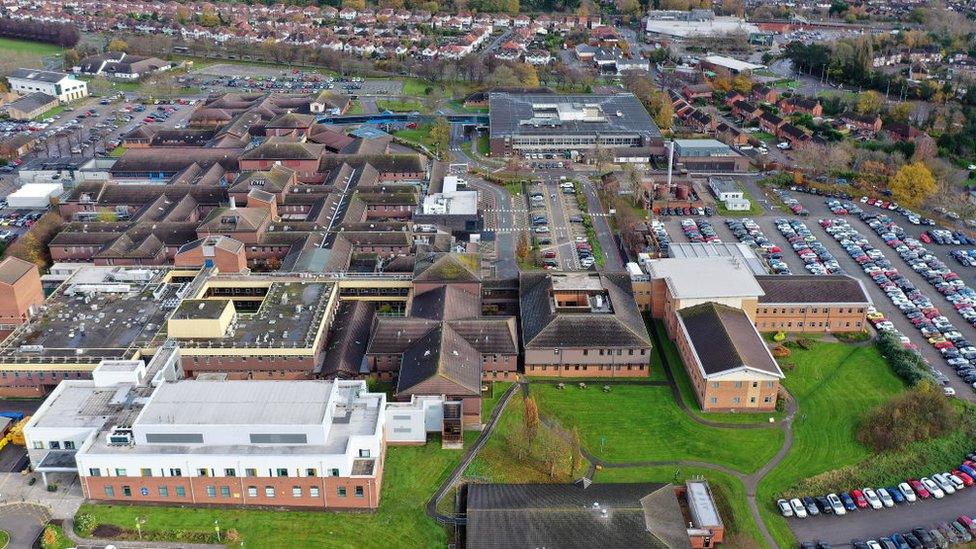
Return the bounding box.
[229,196,236,210]
[667,140,675,189]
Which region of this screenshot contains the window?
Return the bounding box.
[355,486,364,498]
[220,486,231,498]
[310,486,320,498]
[292,486,303,498]
[245,468,257,477]
[337,487,347,497]
[710,397,717,404]
[169,468,182,477]
[32,441,42,449]
[764,396,772,403]
[276,468,289,477]
[159,486,169,497]
[175,486,186,497]
[224,468,236,477]
[752,381,758,388]
[330,468,340,477]
[711,381,719,388]
[247,486,258,498]
[64,441,75,450]
[359,449,370,458]
[305,468,317,477]
[122,485,132,497]
[750,397,756,403]
[732,397,741,404]
[265,486,275,498]
[104,486,115,497]
[766,381,775,388]
[89,468,101,477]
[734,381,742,389]
[197,468,210,477]
[115,468,127,477]
[206,486,216,498]
[49,441,60,450]
[140,468,152,477]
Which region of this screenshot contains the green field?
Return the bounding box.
[347,100,364,115]
[716,187,763,217]
[393,125,435,151]
[377,99,423,113]
[594,465,764,546]
[532,383,783,473]
[756,341,906,547]
[77,435,475,548]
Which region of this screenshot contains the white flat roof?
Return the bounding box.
[9,182,63,199]
[702,55,763,72]
[136,380,336,426]
[646,256,764,299]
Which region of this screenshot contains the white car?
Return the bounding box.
[921,477,945,499]
[866,541,882,549]
[898,482,917,502]
[776,498,793,517]
[790,498,807,518]
[933,473,956,495]
[949,473,966,491]
[876,488,894,507]
[777,142,790,150]
[827,493,846,515]
[862,488,883,509]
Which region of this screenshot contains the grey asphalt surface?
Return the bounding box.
[790,489,976,546]
[0,503,49,548]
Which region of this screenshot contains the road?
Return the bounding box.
[790,489,976,546]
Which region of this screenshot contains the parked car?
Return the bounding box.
[776,498,793,517]
[791,497,808,518]
[827,493,846,515]
[898,482,918,502]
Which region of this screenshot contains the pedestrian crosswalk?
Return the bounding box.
[484,208,527,214]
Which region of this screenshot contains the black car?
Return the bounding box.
[911,528,935,549]
[902,532,923,549]
[814,495,832,515]
[852,540,869,549]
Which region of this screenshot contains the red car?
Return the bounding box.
[850,489,868,509]
[542,251,556,259]
[959,515,976,534]
[953,470,975,487]
[909,479,931,499]
[933,341,956,350]
[919,232,933,244]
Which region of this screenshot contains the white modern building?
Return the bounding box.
[8,69,88,103]
[24,353,388,509]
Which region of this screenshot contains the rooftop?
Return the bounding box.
[489,93,661,138]
[755,275,871,304]
[646,257,764,300]
[677,302,783,378]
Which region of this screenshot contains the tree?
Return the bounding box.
[654,100,674,131]
[429,117,451,159]
[506,419,532,460]
[342,0,367,9]
[730,74,752,95]
[107,39,128,53]
[569,426,581,475]
[524,395,539,442]
[516,232,530,262]
[539,428,564,478]
[888,102,913,123]
[63,49,80,69]
[912,133,937,163]
[856,90,884,116]
[889,162,937,207]
[513,63,540,88]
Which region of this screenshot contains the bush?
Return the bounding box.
[772,345,791,358]
[857,383,957,452]
[795,338,814,350]
[772,331,786,342]
[834,330,871,343]
[875,332,932,385]
[75,513,96,536]
[41,526,58,549]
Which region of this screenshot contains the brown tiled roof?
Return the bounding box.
[410,285,481,320]
[0,257,35,285]
[396,323,481,396]
[320,300,375,378]
[756,275,869,304]
[677,302,782,377]
[318,153,425,175]
[240,138,323,161]
[198,206,271,233]
[519,272,651,349]
[110,148,241,174]
[414,253,480,283]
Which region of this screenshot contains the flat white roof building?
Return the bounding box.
[25,359,388,509]
[644,256,765,301]
[8,69,88,103]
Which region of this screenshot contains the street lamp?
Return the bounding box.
[135,516,146,540]
[214,519,221,542]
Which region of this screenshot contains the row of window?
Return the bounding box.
[709,380,776,389]
[530,364,646,371]
[708,395,773,405]
[579,348,647,357]
[3,371,86,381]
[89,466,346,478]
[760,307,865,315]
[757,321,862,329]
[102,484,365,499]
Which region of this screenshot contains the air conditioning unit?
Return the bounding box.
[106,427,133,446]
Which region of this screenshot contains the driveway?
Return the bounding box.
[790,489,976,546]
[0,503,50,548]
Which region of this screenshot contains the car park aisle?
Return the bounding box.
[790,485,976,546]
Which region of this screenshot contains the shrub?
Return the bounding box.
[41,526,58,549]
[772,331,786,342]
[75,513,96,536]
[875,332,932,385]
[834,330,871,343]
[857,383,957,452]
[225,528,241,542]
[796,338,814,350]
[772,345,791,358]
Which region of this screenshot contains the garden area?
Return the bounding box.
[756,338,975,547]
[376,99,423,113]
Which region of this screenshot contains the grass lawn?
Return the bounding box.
[532,382,783,473]
[754,131,777,143]
[475,134,490,156]
[376,99,423,113]
[594,465,764,546]
[466,391,587,484]
[0,37,61,56]
[77,434,476,548]
[34,105,64,121]
[393,125,436,151]
[756,341,906,547]
[650,321,783,424]
[481,381,513,418]
[40,524,72,549]
[108,146,127,158]
[0,528,7,549]
[347,100,364,115]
